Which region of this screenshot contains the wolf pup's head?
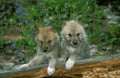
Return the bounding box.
[61,20,86,47]
[36,26,57,53]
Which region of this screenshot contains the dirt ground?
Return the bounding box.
[3,56,120,78]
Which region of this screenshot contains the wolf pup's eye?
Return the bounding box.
[40,40,43,44]
[48,40,51,43]
[77,33,80,36]
[68,34,72,37]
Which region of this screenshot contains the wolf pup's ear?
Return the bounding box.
[61,21,67,28]
[49,26,56,32]
[36,22,43,31]
[77,20,82,25]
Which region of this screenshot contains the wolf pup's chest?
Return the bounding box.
[66,46,76,53]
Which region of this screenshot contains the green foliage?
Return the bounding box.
[0,0,120,61]
[0,0,15,35]
[15,0,102,32]
[106,25,120,45]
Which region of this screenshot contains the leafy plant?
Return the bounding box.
[0,0,119,63]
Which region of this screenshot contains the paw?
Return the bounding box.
[65,59,75,70]
[47,67,55,75]
[19,64,29,69]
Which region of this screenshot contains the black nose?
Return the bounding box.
[44,49,47,52]
[73,42,78,45]
[43,47,48,52]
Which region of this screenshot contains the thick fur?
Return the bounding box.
[61,20,90,70]
[19,26,60,75]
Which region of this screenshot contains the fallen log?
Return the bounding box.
[0,54,120,78]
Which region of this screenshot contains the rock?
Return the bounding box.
[89,44,98,56]
[0,62,15,70]
[0,70,4,72]
[13,65,21,70]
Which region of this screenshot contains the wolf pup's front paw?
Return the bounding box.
[47,67,55,75]
[19,64,29,69]
[65,59,75,70]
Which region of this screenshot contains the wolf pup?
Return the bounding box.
[61,20,90,70]
[19,26,60,75]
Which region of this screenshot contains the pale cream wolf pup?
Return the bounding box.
[20,26,60,75]
[61,20,90,70]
